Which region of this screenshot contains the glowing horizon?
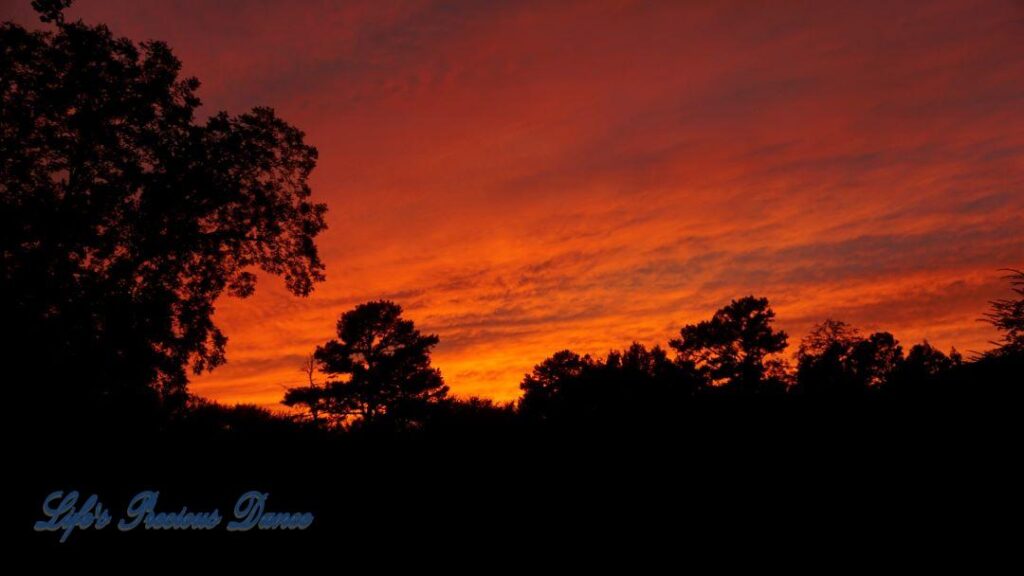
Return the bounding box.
[9,0,1021,409]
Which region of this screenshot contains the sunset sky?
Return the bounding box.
[8,0,1022,408]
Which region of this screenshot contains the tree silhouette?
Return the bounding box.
[600,342,700,407]
[794,320,903,398]
[884,341,959,397]
[670,296,789,395]
[30,0,72,23]
[796,319,860,360]
[518,343,701,424]
[287,301,448,428]
[1,2,327,411]
[849,332,904,388]
[282,355,329,424]
[519,350,597,421]
[984,269,1024,355]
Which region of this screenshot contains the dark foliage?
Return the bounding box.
[518,343,701,427]
[283,300,448,429]
[1,1,327,416]
[669,295,789,395]
[984,269,1024,354]
[793,320,903,399]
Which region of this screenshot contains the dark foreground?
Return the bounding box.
[13,396,1019,568]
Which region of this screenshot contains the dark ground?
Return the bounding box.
[12,395,1018,569]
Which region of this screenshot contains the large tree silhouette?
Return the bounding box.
[1,2,327,411]
[670,296,789,395]
[286,301,447,427]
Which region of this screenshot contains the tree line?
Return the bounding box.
[279,273,1023,433]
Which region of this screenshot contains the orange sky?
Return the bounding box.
[9,0,1023,409]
